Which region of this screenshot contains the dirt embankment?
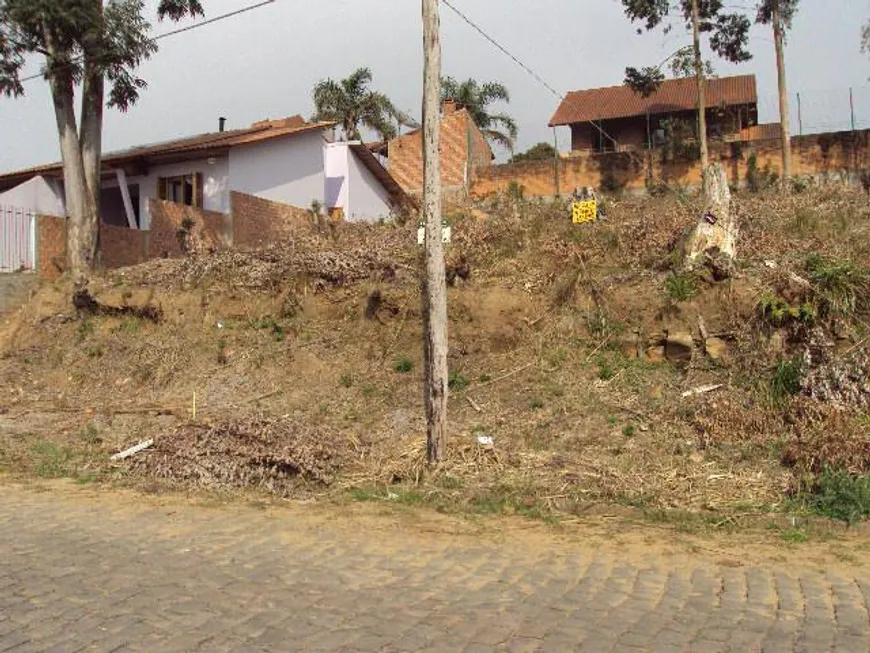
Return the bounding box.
[0,186,868,520]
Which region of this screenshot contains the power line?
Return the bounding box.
[17,0,276,84]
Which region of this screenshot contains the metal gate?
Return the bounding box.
[0,205,36,272]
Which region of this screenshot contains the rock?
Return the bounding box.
[645,346,666,363]
[768,331,786,355]
[665,332,694,364]
[705,337,731,363]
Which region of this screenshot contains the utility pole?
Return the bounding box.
[421,0,449,463]
[690,0,709,174]
[772,0,792,182]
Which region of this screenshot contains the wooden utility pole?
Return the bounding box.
[772,1,793,182]
[421,0,449,463]
[690,0,709,173]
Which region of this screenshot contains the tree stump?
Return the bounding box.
[683,163,736,277]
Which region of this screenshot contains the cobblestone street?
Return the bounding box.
[1,483,870,652]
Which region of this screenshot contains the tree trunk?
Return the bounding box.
[772,2,792,183]
[48,64,94,280]
[690,0,709,174]
[684,163,736,274]
[80,59,103,262]
[421,0,449,463]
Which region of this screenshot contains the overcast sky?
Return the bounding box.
[1,0,869,172]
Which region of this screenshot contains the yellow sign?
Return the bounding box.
[572,200,597,224]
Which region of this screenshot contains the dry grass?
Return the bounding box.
[1,185,869,518]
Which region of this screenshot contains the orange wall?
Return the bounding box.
[472,129,870,197]
[388,108,492,194]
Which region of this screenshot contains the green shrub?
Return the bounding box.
[757,293,817,327]
[805,254,869,318]
[448,370,469,391]
[769,355,805,404]
[393,357,413,374]
[665,272,697,302]
[507,181,525,200]
[808,468,870,524]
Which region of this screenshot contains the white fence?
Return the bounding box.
[0,205,36,272]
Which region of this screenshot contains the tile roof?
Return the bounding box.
[549,75,757,127]
[0,116,335,189]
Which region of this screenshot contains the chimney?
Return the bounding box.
[442,100,457,116]
[219,117,227,132]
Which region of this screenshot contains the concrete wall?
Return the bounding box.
[472,128,870,197]
[0,176,65,217]
[229,130,326,210]
[346,148,393,221]
[323,143,349,212]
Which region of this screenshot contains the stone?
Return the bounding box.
[645,346,666,363]
[665,332,694,364]
[705,337,731,363]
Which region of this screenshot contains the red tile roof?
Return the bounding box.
[0,116,335,190]
[549,75,757,127]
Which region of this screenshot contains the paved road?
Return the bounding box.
[1,484,870,653]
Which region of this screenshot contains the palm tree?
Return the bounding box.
[440,77,518,151]
[312,68,406,142]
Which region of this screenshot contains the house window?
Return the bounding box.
[157,173,203,208]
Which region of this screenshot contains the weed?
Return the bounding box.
[114,317,141,335]
[597,358,616,381]
[348,487,380,502]
[79,423,101,446]
[28,441,74,479]
[216,338,228,365]
[778,527,808,543]
[478,374,492,383]
[339,373,354,388]
[76,319,94,342]
[361,383,376,397]
[805,253,869,318]
[665,272,697,302]
[85,345,104,359]
[769,355,805,405]
[623,423,636,438]
[250,316,286,341]
[807,468,870,525]
[746,153,779,192]
[394,357,413,373]
[507,180,525,200]
[546,348,568,368]
[529,397,545,410]
[757,293,817,328]
[448,370,469,391]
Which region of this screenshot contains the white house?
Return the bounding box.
[0,115,411,230]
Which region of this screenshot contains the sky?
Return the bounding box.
[1,0,869,173]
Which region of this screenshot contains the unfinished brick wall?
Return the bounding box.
[471,128,870,197]
[147,199,230,259]
[99,224,148,269]
[36,215,67,280]
[389,107,493,194]
[230,191,310,249]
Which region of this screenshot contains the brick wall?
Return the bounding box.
[388,108,493,194]
[99,223,148,269]
[36,215,68,280]
[230,191,310,249]
[471,128,870,197]
[147,199,231,259]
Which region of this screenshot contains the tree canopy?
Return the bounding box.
[509,142,556,164]
[312,67,406,142]
[0,0,202,108]
[441,76,517,151]
[622,0,751,97]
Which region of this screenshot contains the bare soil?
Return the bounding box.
[0,186,868,524]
